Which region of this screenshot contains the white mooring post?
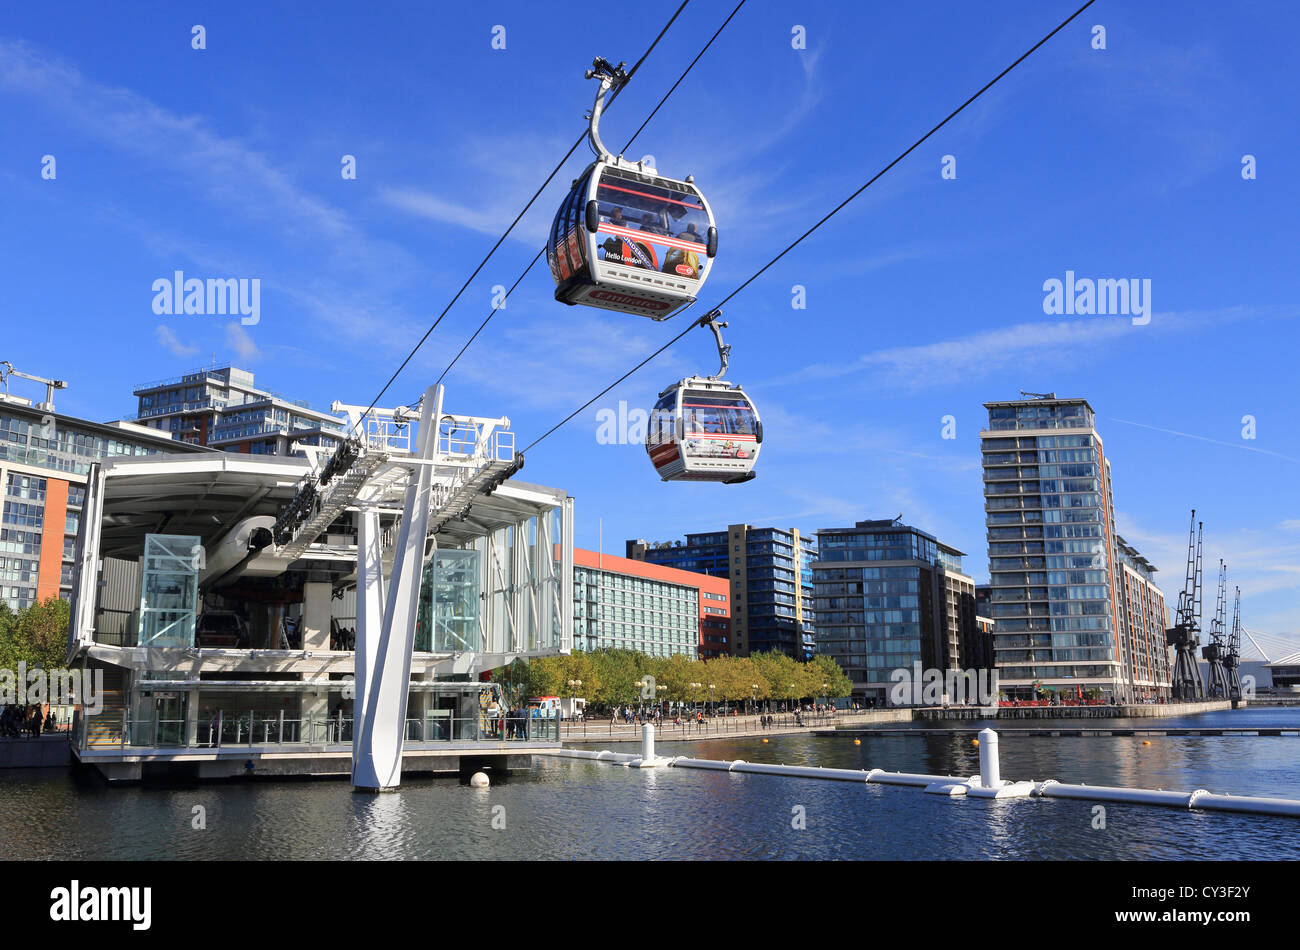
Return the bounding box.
[978,728,1000,788]
[642,724,655,761]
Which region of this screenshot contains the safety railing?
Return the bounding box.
[560,710,849,739]
[85,711,561,750]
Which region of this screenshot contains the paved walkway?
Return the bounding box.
[561,710,902,744]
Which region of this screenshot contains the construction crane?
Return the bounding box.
[0,361,68,412]
[1226,586,1244,706]
[1202,559,1230,699]
[1165,511,1206,700]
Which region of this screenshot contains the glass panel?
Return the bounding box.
[415,548,482,652]
[595,170,709,278]
[679,391,758,460]
[137,534,199,647]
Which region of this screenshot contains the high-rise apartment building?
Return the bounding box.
[980,395,1171,702]
[133,365,346,455]
[813,519,980,705]
[1114,535,1172,701]
[626,524,816,659]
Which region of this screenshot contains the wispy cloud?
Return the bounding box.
[763,306,1282,393]
[444,307,692,411]
[225,323,260,362]
[378,186,549,247]
[0,37,423,348]
[155,325,198,358]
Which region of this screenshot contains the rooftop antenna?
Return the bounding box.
[1019,390,1057,399]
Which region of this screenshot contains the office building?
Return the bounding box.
[0,369,210,610]
[627,524,815,659]
[132,364,346,455]
[980,394,1171,702]
[572,548,730,659]
[813,518,980,705]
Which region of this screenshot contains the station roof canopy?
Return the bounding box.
[94,455,569,560]
[429,478,570,545]
[97,454,306,560]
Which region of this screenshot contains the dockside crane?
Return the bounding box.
[1202,559,1230,699]
[0,360,67,412]
[1166,511,1206,700]
[1226,586,1244,706]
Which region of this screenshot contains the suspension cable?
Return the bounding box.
[521,0,1097,455]
[350,0,691,432]
[434,0,748,389]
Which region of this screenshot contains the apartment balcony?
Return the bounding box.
[136,400,224,419]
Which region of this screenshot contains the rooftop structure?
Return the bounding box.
[131,364,347,456]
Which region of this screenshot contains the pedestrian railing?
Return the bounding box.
[559,711,850,739]
[85,710,561,751]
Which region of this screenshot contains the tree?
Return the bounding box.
[750,650,802,704]
[808,655,853,699]
[591,648,641,707]
[554,651,602,701]
[0,598,69,671]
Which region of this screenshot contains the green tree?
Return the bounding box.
[750,650,802,704]
[808,655,852,698]
[591,648,641,707]
[0,598,69,671]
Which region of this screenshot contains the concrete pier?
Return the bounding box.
[0,735,72,769]
[73,742,553,784]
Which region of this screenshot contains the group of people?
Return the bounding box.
[1,703,45,738]
[605,206,704,243]
[502,708,534,740]
[600,206,705,279]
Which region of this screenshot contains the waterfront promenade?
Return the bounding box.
[561,709,910,744]
[562,699,1246,745]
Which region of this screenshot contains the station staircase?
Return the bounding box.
[84,670,128,748]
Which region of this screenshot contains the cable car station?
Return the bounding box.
[65,386,574,786]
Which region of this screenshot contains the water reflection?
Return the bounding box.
[1,710,1299,860]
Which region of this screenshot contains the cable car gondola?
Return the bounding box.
[548,58,717,321]
[646,312,761,483]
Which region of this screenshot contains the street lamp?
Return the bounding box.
[567,679,582,722]
[751,684,758,716]
[708,683,716,716]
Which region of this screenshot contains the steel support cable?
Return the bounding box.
[351,0,691,431]
[521,0,1097,455]
[435,0,748,389]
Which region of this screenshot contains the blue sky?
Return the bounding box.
[3,1,1298,654]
